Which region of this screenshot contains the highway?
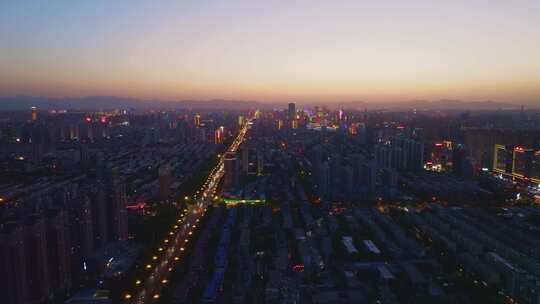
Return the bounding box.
[127,118,250,303]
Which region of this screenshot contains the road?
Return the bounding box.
[127,119,250,303]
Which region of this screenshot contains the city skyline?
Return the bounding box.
[1,1,540,104]
[2,2,540,302]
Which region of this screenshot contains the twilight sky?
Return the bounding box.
[1,1,539,104]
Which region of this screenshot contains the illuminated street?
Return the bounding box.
[129,118,251,304]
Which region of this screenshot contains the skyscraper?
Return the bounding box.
[453,144,474,178]
[241,147,249,174]
[288,102,296,119]
[91,185,109,248]
[512,146,533,177]
[31,106,37,122]
[46,209,72,294]
[24,216,50,303]
[257,148,264,175]
[318,161,330,199]
[224,152,239,190]
[0,224,27,304]
[105,167,128,242]
[493,144,513,174]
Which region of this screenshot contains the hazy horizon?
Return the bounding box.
[1,1,539,104]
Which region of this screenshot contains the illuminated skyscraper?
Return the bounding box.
[194,114,201,127]
[214,126,225,144]
[277,119,284,130]
[238,115,245,127]
[214,128,222,144]
[31,106,37,122]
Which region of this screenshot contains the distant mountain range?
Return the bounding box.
[0,96,269,111]
[331,100,534,111]
[0,95,535,111]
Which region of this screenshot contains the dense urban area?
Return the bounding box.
[1,104,540,304]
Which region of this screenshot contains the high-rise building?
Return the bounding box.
[223,152,239,190]
[381,168,398,188]
[0,224,27,304]
[317,161,330,199]
[46,210,72,294]
[68,195,94,278]
[198,127,207,143]
[375,145,391,169]
[329,154,343,200]
[376,137,423,172]
[493,144,514,174]
[105,167,128,242]
[241,147,249,174]
[69,123,80,140]
[392,137,424,171]
[532,151,540,183]
[24,216,50,303]
[214,126,224,144]
[362,161,377,196]
[194,114,201,127]
[159,165,172,200]
[288,103,296,119]
[512,146,534,177]
[238,115,245,127]
[257,148,264,175]
[342,165,354,199]
[31,106,37,122]
[91,185,109,248]
[277,119,284,130]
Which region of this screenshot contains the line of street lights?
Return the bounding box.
[125,118,251,303]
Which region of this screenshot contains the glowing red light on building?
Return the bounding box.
[126,202,146,210]
[292,264,304,272]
